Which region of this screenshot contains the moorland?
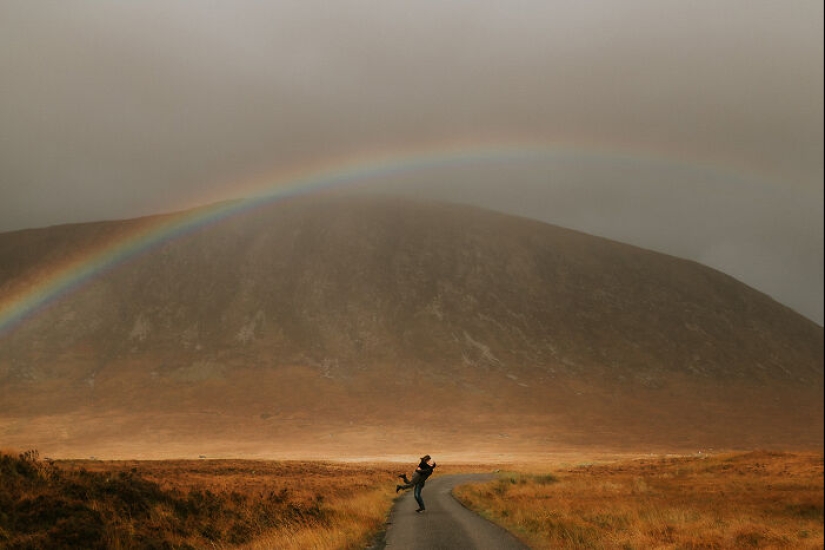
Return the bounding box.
[1,449,822,549]
[455,450,824,550]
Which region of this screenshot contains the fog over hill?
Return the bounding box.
[0,195,821,459]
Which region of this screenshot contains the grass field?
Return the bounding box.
[454,450,824,550]
[2,449,822,549]
[0,449,495,549]
[0,450,403,550]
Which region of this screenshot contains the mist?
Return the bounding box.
[1,1,822,323]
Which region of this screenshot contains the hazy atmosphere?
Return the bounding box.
[1,1,822,323]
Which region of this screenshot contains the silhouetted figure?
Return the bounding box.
[396,454,437,512]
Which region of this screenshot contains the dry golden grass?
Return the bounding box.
[63,458,402,550]
[1,451,404,549]
[8,448,821,549]
[453,451,824,550]
[1,450,493,550]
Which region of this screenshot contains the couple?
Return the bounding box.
[396,454,437,512]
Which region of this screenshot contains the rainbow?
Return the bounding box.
[0,139,772,338]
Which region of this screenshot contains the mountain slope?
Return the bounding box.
[0,194,821,458]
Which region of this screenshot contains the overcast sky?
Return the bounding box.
[1,1,822,324]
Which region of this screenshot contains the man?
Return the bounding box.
[396,454,437,512]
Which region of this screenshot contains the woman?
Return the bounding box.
[396,454,437,512]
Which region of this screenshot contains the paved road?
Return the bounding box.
[378,474,531,550]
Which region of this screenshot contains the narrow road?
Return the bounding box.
[377,473,531,550]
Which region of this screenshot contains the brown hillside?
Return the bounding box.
[0,194,822,459]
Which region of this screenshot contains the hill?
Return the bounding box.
[0,194,822,458]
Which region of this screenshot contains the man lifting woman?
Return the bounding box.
[396,454,437,512]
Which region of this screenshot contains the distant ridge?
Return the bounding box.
[0,194,821,458]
